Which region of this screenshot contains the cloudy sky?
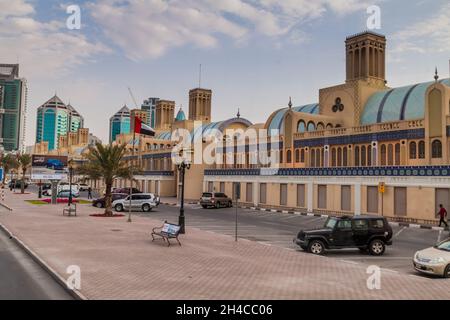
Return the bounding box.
[1,0,449,145]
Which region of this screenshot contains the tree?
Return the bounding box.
[17,153,31,194]
[78,143,139,216]
[0,154,18,185]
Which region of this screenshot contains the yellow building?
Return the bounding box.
[107,31,449,226]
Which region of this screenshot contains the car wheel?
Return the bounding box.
[444,265,450,279]
[95,202,103,208]
[368,239,385,256]
[308,240,325,255]
[115,204,124,212]
[142,204,151,212]
[215,202,220,209]
[228,201,232,208]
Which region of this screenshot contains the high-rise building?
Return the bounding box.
[109,105,131,143]
[0,64,28,152]
[141,97,159,128]
[67,103,84,132]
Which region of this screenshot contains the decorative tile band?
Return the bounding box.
[142,171,174,176]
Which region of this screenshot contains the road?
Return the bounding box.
[139,203,448,275]
[0,220,73,300]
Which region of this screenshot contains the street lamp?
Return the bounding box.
[68,160,74,205]
[177,160,191,234]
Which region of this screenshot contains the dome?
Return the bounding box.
[156,131,172,140]
[190,117,253,142]
[361,78,449,125]
[266,103,319,136]
[175,108,186,121]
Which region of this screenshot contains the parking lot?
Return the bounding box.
[138,203,447,276]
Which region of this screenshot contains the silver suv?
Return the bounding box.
[112,193,157,212]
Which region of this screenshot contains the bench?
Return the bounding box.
[151,221,181,246]
[63,203,77,217]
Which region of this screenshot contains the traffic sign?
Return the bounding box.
[378,182,385,194]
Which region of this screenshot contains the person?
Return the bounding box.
[437,204,448,228]
[87,187,92,200]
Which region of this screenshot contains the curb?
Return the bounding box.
[0,202,13,211]
[236,205,446,231]
[0,222,88,300]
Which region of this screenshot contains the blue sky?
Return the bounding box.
[1,0,449,145]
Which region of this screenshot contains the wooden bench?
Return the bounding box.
[63,203,77,217]
[151,221,181,246]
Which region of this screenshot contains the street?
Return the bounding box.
[140,203,448,276]
[0,219,73,300]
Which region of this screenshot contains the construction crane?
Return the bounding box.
[128,87,139,108]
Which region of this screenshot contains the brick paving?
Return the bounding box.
[0,190,449,300]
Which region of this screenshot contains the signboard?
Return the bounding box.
[378,182,385,194]
[31,155,68,180]
[0,167,3,183]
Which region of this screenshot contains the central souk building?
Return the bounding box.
[108,31,450,226]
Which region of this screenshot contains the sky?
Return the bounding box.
[1,0,449,146]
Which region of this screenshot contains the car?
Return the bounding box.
[41,182,52,190]
[78,183,90,191]
[200,192,232,209]
[112,187,142,195]
[8,180,28,189]
[413,238,450,278]
[92,193,128,208]
[57,190,80,198]
[294,215,393,256]
[112,193,157,212]
[45,159,65,170]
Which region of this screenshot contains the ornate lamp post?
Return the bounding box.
[177,160,191,234]
[68,160,74,205]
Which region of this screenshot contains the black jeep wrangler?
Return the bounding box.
[294,215,393,256]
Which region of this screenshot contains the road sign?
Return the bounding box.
[0,167,3,183]
[378,182,385,194]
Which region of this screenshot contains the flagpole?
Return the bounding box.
[128,124,136,223]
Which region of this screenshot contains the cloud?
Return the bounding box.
[88,0,379,61]
[392,2,450,55]
[0,0,109,79]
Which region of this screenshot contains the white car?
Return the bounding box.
[78,183,90,191]
[413,239,450,278]
[112,193,157,212]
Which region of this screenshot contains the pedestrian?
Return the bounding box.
[87,187,92,200]
[437,204,448,228]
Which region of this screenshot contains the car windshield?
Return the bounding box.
[202,193,212,197]
[435,240,450,252]
[324,217,338,229]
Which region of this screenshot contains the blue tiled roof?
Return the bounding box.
[361,78,449,125]
[267,104,319,136]
[156,131,172,140]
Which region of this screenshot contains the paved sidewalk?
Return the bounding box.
[0,190,449,300]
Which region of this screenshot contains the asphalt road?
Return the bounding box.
[139,203,449,276]
[0,222,73,300]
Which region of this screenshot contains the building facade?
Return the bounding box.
[0,64,28,152]
[141,97,159,128]
[109,105,131,143]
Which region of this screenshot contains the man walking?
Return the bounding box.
[87,187,92,200]
[437,204,448,228]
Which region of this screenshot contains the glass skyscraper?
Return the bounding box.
[0,64,27,152]
[109,105,131,143]
[141,97,159,128]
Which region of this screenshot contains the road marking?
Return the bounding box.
[381,268,399,274]
[340,260,359,265]
[437,229,443,243]
[409,224,421,229]
[393,226,406,238]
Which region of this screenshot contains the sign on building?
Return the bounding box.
[31,155,68,180]
[378,182,385,194]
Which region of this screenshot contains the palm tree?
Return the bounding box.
[17,153,31,194]
[1,154,18,186]
[79,143,139,216]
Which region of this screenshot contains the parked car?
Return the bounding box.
[200,192,232,209]
[45,158,65,170]
[41,182,52,190]
[413,238,450,278]
[78,183,90,191]
[57,190,80,198]
[92,193,128,208]
[112,187,142,195]
[112,193,157,212]
[8,180,28,189]
[294,215,393,256]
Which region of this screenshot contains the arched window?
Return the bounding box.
[279,150,283,164]
[297,121,306,133]
[387,144,394,166]
[337,148,342,167]
[301,149,305,163]
[310,149,316,168]
[295,149,300,163]
[307,121,315,132]
[326,123,333,129]
[409,142,417,159]
[380,144,387,166]
[355,146,360,167]
[395,143,401,165]
[316,149,321,167]
[367,145,372,166]
[432,140,442,158]
[331,148,337,167]
[316,123,324,131]
[343,147,348,167]
[361,146,366,166]
[418,141,425,159]
[287,150,292,163]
